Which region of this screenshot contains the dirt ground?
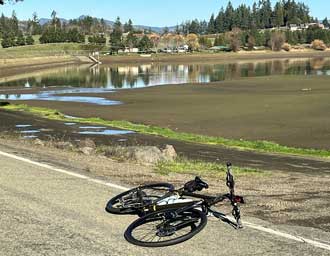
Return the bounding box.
[6,75,330,150]
[2,108,330,175]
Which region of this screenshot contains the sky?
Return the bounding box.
[0,0,328,27]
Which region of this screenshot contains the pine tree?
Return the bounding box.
[110,17,123,52]
[25,34,35,45]
[207,14,216,34]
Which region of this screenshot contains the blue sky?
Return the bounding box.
[0,0,328,27]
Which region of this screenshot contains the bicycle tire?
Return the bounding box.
[105,183,174,215]
[124,208,207,247]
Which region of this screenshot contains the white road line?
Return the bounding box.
[0,150,129,191]
[0,149,329,252]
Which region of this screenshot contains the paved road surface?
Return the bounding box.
[0,152,329,256]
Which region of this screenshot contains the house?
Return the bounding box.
[289,24,298,31]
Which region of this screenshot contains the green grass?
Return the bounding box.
[0,43,87,58]
[3,104,330,158]
[156,158,265,177]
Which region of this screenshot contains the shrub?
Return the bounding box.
[311,40,327,51]
[270,31,286,51]
[282,43,291,51]
[247,35,256,50]
[225,28,241,52]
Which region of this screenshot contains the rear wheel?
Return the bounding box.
[105,183,174,215]
[124,208,207,247]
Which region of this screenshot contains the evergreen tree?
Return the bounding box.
[124,19,134,33]
[138,35,152,51]
[16,31,26,46]
[1,31,15,48]
[323,18,330,28]
[125,32,138,48]
[25,34,35,45]
[110,17,123,52]
[274,2,284,27]
[207,14,216,34]
[10,10,19,36]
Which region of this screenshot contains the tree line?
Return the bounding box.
[175,0,328,35]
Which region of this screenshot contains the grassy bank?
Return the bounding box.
[3,104,330,159]
[0,43,87,59]
[156,158,264,177]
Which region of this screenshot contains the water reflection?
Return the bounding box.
[1,58,330,89]
[0,88,122,106]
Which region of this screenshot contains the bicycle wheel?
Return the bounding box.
[124,208,207,247]
[105,183,174,215]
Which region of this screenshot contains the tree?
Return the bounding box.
[25,34,34,45]
[110,17,123,52]
[225,28,241,52]
[247,35,256,50]
[274,2,284,27]
[323,18,330,28]
[138,35,152,52]
[1,31,15,48]
[270,31,285,51]
[207,14,216,34]
[186,33,200,51]
[0,0,23,5]
[124,19,134,33]
[16,31,25,46]
[10,10,19,36]
[125,32,138,48]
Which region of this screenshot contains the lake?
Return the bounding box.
[1,57,330,90]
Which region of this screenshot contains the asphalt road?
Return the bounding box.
[0,152,329,256]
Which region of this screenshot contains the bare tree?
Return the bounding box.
[270,31,285,51]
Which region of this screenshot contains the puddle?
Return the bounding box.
[0,88,122,106]
[79,126,107,129]
[39,128,54,132]
[64,115,79,119]
[20,130,40,134]
[23,135,38,139]
[78,130,134,135]
[16,125,32,128]
[64,123,77,126]
[118,139,128,142]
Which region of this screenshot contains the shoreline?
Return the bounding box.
[100,50,330,64]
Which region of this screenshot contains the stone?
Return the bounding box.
[79,138,96,149]
[161,145,177,161]
[79,147,95,155]
[34,139,45,146]
[54,141,74,150]
[104,146,166,165]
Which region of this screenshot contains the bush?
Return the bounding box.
[282,43,291,52]
[311,40,327,51]
[247,35,255,50]
[270,31,286,51]
[225,28,241,52]
[25,35,35,45]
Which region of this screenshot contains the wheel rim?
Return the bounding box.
[110,185,173,213]
[129,210,205,245]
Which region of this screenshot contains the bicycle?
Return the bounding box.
[105,163,245,247]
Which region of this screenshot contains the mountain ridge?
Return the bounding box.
[38,16,176,33]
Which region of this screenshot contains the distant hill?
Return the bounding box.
[39,16,176,33]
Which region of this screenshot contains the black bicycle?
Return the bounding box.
[106,163,244,247]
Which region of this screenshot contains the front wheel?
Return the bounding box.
[124,208,207,247]
[105,183,174,215]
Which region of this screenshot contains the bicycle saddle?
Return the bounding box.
[184,177,209,192]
